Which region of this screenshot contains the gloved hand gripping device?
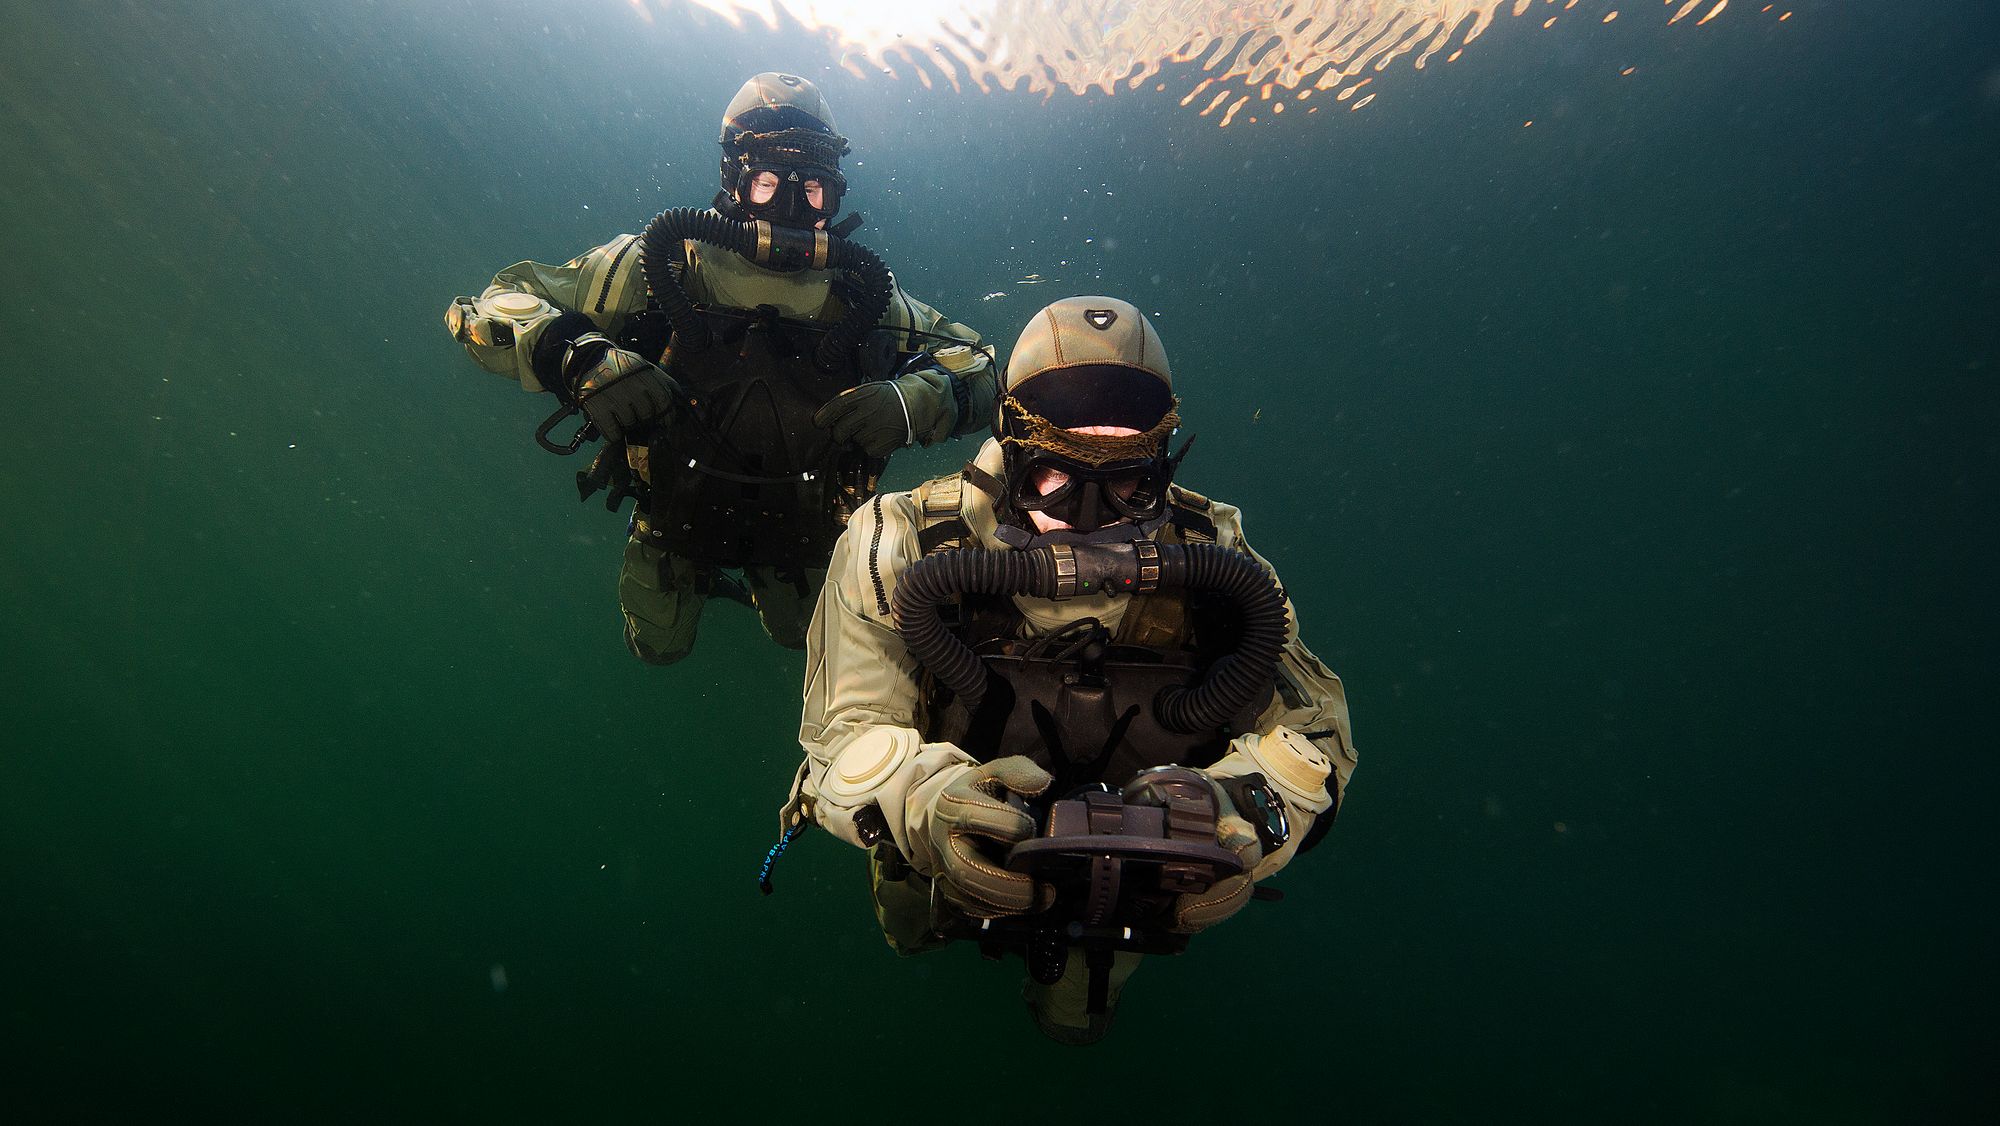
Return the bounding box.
[889,541,1294,1011]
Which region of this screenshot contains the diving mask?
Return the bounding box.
[1010,452,1174,532]
[997,385,1187,541]
[727,127,848,228]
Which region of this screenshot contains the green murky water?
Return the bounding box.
[2,1,1993,1120]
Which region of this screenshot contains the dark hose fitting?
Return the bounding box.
[639,208,894,371]
[891,542,1287,735]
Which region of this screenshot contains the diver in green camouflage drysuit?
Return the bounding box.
[446,73,995,664]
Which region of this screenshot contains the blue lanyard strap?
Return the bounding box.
[758,822,806,895]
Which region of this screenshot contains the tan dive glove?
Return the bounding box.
[911,756,1057,918]
[1170,777,1267,935]
[813,367,953,457]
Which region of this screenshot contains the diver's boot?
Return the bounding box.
[1022,950,1141,1046]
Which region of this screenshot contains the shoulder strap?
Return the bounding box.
[961,460,1006,504]
[1167,486,1217,544]
[913,474,969,554]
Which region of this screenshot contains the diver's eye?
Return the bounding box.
[747,171,780,203]
[1030,466,1072,497]
[1032,470,1080,500]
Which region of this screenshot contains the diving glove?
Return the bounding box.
[813,365,955,457]
[1169,776,1266,934]
[918,755,1056,918]
[563,334,681,444]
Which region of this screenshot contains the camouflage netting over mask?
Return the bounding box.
[1001,394,1181,467]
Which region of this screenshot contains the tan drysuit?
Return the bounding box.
[456,229,994,661]
[786,438,1358,951]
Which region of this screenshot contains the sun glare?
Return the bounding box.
[644,0,1786,126]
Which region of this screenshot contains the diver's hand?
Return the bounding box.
[921,756,1056,918]
[564,339,680,444]
[1170,778,1266,934]
[813,368,951,457]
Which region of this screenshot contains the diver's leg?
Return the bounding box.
[617,539,706,665]
[742,564,825,650]
[1024,949,1143,1046]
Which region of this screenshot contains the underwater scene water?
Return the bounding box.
[2,0,1995,1120]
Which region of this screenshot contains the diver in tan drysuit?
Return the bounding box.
[782,295,1357,1043]
[445,73,995,664]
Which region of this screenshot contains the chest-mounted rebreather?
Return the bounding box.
[636,207,892,373]
[892,540,1286,740]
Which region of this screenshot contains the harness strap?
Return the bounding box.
[921,475,962,519]
[684,459,817,486]
[915,474,969,555]
[962,461,1006,502]
[1166,489,1217,544]
[918,520,969,555]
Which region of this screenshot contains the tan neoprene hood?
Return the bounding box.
[1005,296,1173,395]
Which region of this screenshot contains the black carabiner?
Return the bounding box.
[535,403,597,455]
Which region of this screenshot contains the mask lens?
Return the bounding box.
[1013,463,1078,511]
[739,165,841,226]
[1106,470,1167,521]
[1012,458,1163,530]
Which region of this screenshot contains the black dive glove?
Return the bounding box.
[813,366,954,457]
[561,334,681,444]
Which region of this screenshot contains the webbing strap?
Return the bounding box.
[961,461,1006,501]
[921,474,963,520]
[1167,501,1216,544]
[916,474,968,554]
[918,520,970,555]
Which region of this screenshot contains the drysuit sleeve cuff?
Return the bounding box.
[1209,727,1337,881]
[529,310,600,403]
[943,349,996,437]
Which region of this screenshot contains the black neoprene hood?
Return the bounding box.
[1011,363,1175,432]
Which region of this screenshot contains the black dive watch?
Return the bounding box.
[1224,773,1291,855]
